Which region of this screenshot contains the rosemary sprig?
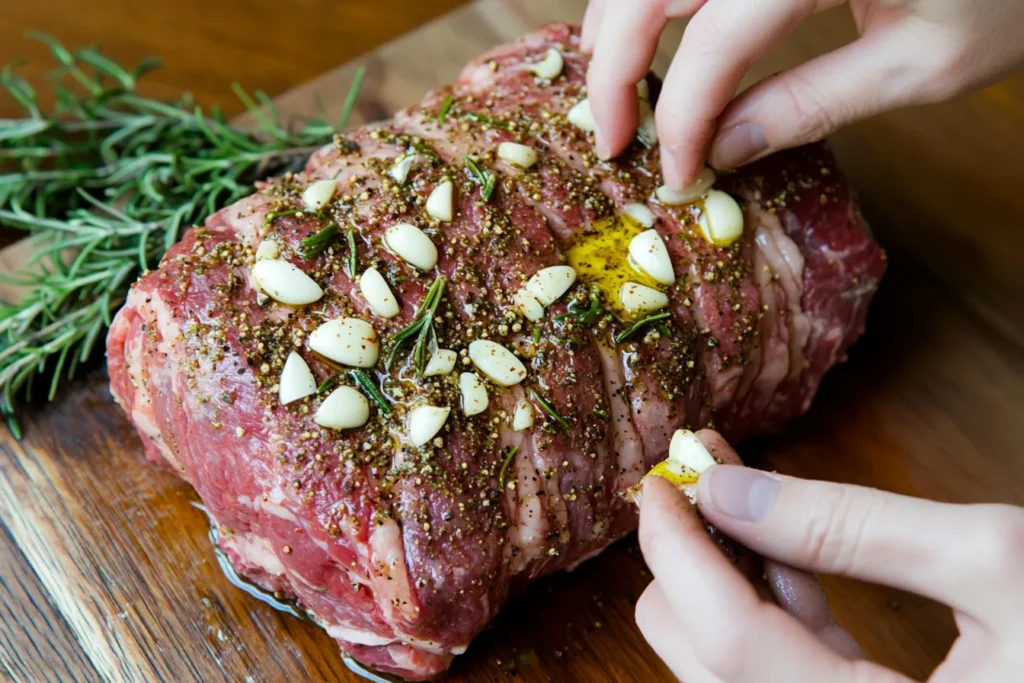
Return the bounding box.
[497,446,519,491]
[464,156,496,202]
[0,36,365,437]
[613,311,672,344]
[463,112,512,131]
[530,390,570,432]
[346,229,358,276]
[385,276,446,373]
[299,223,339,258]
[349,369,391,415]
[554,285,603,326]
[437,95,454,123]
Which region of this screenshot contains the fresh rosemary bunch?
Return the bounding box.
[0,34,365,437]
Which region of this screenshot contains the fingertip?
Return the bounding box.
[709,120,770,170]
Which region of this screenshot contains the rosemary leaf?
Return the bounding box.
[463,112,512,131]
[349,369,391,415]
[613,311,672,344]
[386,276,446,370]
[438,95,454,123]
[530,390,570,432]
[346,229,358,276]
[464,156,496,202]
[497,446,519,491]
[299,223,339,258]
[317,375,339,395]
[263,209,305,226]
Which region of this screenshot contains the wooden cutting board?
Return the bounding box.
[3,1,1023,681]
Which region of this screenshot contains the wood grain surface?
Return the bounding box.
[2,0,1024,681]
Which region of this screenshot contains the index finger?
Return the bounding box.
[638,476,908,683]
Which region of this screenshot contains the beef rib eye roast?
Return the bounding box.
[106,23,885,680]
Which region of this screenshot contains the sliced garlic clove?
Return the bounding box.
[308,317,379,368]
[302,179,336,211]
[359,267,400,319]
[384,223,438,271]
[252,260,324,306]
[513,397,534,431]
[668,429,718,475]
[255,239,279,261]
[513,289,545,322]
[279,352,317,405]
[636,99,657,146]
[619,281,669,315]
[315,386,369,430]
[498,142,538,169]
[623,203,656,228]
[525,265,576,306]
[628,229,675,285]
[389,154,417,185]
[423,349,457,377]
[637,79,650,102]
[698,189,745,247]
[567,99,596,132]
[468,340,528,387]
[426,180,454,222]
[655,167,717,206]
[459,372,489,416]
[530,48,564,80]
[408,405,450,447]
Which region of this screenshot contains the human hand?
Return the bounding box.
[582,0,1024,190]
[636,430,1024,682]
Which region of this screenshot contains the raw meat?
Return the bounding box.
[106,23,885,680]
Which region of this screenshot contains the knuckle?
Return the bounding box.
[773,71,844,144]
[693,621,748,679]
[801,484,880,573]
[684,12,726,61]
[970,506,1024,574]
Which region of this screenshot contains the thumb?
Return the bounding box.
[708,19,937,169]
[695,461,1024,630]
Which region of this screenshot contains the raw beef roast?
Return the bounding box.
[107,23,885,680]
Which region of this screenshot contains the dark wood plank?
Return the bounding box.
[0,522,102,683]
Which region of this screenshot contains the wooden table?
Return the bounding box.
[2,1,1024,681]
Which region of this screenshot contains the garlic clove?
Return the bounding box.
[459,372,489,416]
[468,340,528,387]
[637,79,650,102]
[308,317,379,368]
[255,239,279,261]
[655,167,717,206]
[623,203,656,228]
[525,265,576,306]
[359,267,400,319]
[619,281,669,315]
[628,229,675,285]
[498,142,539,169]
[252,260,323,306]
[315,386,369,430]
[567,99,596,132]
[426,180,454,222]
[408,405,450,447]
[668,429,718,475]
[530,48,564,80]
[302,179,336,211]
[423,349,457,377]
[698,190,745,247]
[279,352,317,405]
[513,397,534,431]
[513,289,545,322]
[389,154,417,185]
[383,223,438,271]
[636,99,657,146]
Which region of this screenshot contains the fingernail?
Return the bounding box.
[594,128,612,161]
[660,152,686,191]
[705,466,780,522]
[710,122,768,169]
